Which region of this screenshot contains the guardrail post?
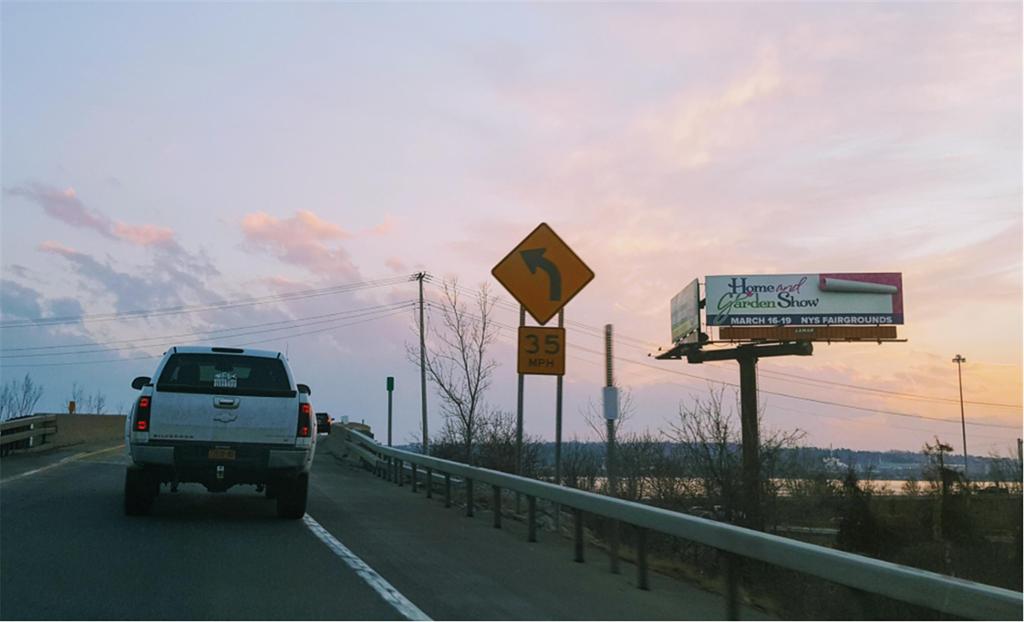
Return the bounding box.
[527,495,537,542]
[609,519,620,574]
[444,473,452,508]
[411,464,418,492]
[574,508,584,563]
[492,485,502,529]
[466,478,474,517]
[726,553,740,621]
[636,527,649,590]
[425,468,433,499]
[397,460,404,487]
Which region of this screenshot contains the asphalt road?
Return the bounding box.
[1,440,768,620]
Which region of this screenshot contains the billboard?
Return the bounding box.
[705,273,903,327]
[670,278,701,344]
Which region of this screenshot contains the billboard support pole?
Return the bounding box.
[738,353,761,530]
[672,341,813,531]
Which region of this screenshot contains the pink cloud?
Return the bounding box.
[240,210,360,279]
[8,183,182,251]
[112,222,177,249]
[37,240,79,257]
[243,210,352,242]
[9,184,110,236]
[385,257,407,273]
[369,215,398,236]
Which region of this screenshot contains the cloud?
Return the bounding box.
[6,183,182,251]
[39,241,186,314]
[7,185,110,236]
[0,280,43,320]
[112,222,176,248]
[369,215,398,236]
[240,210,361,280]
[242,210,351,242]
[385,257,407,273]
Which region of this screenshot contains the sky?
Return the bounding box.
[1,2,1021,458]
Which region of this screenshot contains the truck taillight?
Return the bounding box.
[135,396,152,432]
[297,402,311,438]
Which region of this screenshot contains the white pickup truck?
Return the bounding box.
[124,346,316,518]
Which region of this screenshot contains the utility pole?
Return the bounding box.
[603,324,619,573]
[417,272,429,455]
[604,324,617,497]
[953,354,968,478]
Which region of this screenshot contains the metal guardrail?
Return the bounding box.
[0,415,58,454]
[341,427,1023,620]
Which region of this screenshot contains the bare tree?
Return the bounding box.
[0,374,44,421]
[90,390,107,415]
[409,278,499,464]
[68,382,85,414]
[616,429,669,502]
[0,382,13,422]
[986,448,1023,494]
[561,436,600,491]
[581,387,635,442]
[663,387,805,525]
[474,408,543,476]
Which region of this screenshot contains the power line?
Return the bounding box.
[590,349,1021,431]
[721,363,1022,410]
[0,274,412,328]
[427,278,1021,409]
[0,301,415,358]
[423,300,1020,432]
[0,306,412,369]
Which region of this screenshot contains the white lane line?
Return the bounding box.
[0,444,124,485]
[303,513,432,621]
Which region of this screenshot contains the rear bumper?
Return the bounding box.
[130,441,311,478]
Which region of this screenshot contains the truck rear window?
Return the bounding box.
[156,354,295,397]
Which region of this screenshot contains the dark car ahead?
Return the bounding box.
[315,412,332,434]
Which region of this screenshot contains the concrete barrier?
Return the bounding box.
[48,414,126,448]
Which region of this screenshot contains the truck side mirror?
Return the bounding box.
[297,383,311,395]
[132,376,151,390]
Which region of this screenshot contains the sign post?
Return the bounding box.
[515,307,525,512]
[492,222,594,491]
[386,376,394,448]
[554,309,565,532]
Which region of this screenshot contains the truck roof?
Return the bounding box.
[166,346,283,359]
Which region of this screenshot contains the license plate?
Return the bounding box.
[208,448,236,461]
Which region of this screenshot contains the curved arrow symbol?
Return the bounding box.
[520,247,562,301]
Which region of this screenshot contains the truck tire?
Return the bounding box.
[276,473,308,519]
[124,467,158,516]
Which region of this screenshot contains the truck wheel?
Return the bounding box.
[276,473,308,519]
[124,467,157,516]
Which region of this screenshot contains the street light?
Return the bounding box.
[952,354,968,478]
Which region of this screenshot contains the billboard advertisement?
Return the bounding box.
[705,273,903,327]
[670,278,701,344]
